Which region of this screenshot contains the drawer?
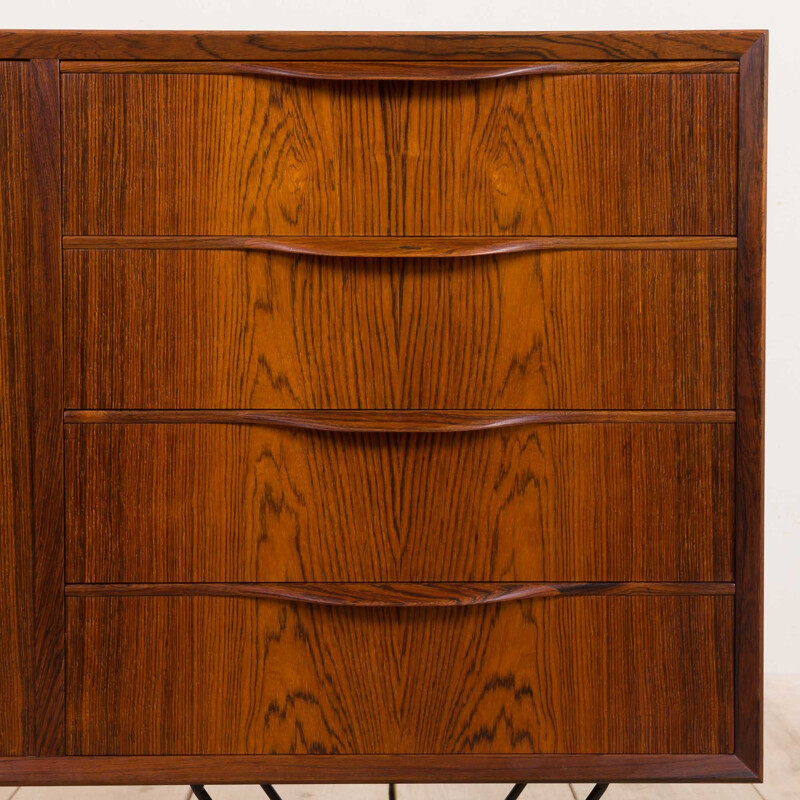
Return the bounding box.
[66,593,734,755]
[65,422,733,582]
[64,248,735,410]
[62,70,737,236]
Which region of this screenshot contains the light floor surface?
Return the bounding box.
[3,676,797,800]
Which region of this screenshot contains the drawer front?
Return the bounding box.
[66,423,733,582]
[65,249,735,410]
[62,72,736,236]
[66,594,734,755]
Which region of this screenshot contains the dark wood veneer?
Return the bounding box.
[65,582,736,603]
[734,32,768,780]
[0,30,765,60]
[28,58,65,759]
[0,29,766,784]
[60,59,740,77]
[65,422,734,583]
[64,410,737,428]
[66,595,733,756]
[64,249,735,410]
[62,235,739,254]
[0,59,64,759]
[0,59,34,759]
[62,72,737,236]
[0,753,759,785]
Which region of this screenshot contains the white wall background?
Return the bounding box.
[5,0,798,672]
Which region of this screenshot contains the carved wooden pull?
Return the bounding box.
[65,581,734,606]
[62,60,739,79]
[64,409,736,431]
[63,235,738,257]
[211,61,564,81]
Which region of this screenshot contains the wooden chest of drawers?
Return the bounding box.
[0,30,766,786]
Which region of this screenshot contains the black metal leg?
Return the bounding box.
[189,780,610,800]
[503,784,528,800]
[262,785,287,800]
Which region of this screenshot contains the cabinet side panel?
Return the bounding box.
[29,59,65,756]
[0,60,34,757]
[0,58,63,759]
[735,34,767,779]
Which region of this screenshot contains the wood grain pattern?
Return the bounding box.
[0,753,759,784]
[28,59,65,758]
[0,29,766,784]
[0,30,765,60]
[65,423,734,583]
[62,235,740,254]
[0,59,64,759]
[60,60,740,77]
[0,60,34,758]
[64,249,736,410]
[64,410,737,428]
[64,582,737,602]
[62,73,737,236]
[66,595,734,755]
[735,33,768,780]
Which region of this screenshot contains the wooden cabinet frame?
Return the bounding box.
[0,30,766,785]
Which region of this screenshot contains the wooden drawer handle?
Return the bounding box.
[64,409,736,430]
[62,60,739,79]
[63,235,738,257]
[65,581,735,606]
[65,60,557,81]
[66,61,543,81]
[194,61,548,81]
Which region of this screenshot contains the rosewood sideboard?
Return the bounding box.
[0,30,766,789]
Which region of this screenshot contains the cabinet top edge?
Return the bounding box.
[0,29,767,61]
